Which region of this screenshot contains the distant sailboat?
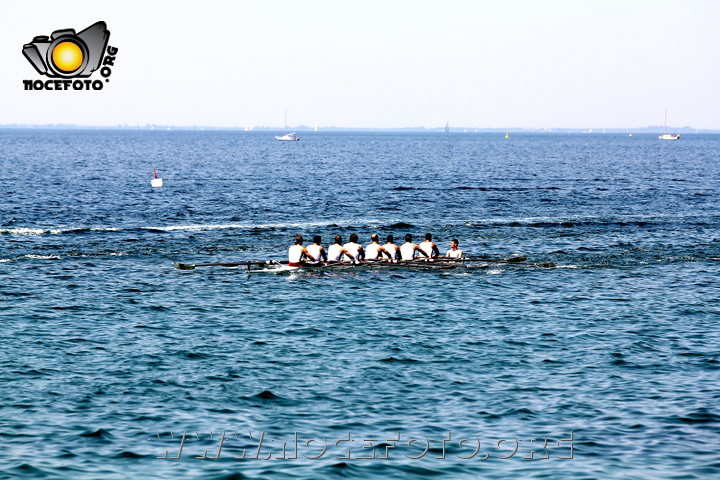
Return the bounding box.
[442,121,449,133]
[505,132,509,138]
[658,110,680,140]
[314,123,318,132]
[276,110,299,141]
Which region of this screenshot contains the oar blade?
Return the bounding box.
[174,262,196,270]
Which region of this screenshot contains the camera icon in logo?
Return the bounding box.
[22,21,109,78]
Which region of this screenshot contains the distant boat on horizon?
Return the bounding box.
[442,121,449,133]
[659,110,680,140]
[276,110,300,141]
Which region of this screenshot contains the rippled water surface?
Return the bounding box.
[1,130,719,479]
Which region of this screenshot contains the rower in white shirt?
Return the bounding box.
[288,236,315,266]
[419,233,440,259]
[384,235,400,262]
[445,238,463,259]
[327,235,358,263]
[343,233,365,262]
[305,235,328,264]
[399,234,430,261]
[365,234,393,261]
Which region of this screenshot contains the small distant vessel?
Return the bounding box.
[659,110,680,140]
[276,132,299,141]
[442,121,449,133]
[276,110,299,141]
[505,132,509,138]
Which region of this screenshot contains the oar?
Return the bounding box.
[439,256,556,268]
[174,261,287,270]
[442,255,527,263]
[436,255,525,263]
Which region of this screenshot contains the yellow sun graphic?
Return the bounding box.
[52,41,83,73]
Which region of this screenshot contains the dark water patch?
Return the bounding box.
[380,357,419,363]
[208,473,247,480]
[397,465,444,476]
[50,305,87,311]
[252,390,281,400]
[207,407,236,414]
[12,369,49,376]
[387,222,414,229]
[132,415,164,421]
[142,305,171,311]
[114,451,151,459]
[674,409,720,424]
[80,428,112,438]
[180,351,209,359]
[4,464,55,478]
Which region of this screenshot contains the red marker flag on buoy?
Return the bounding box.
[151,169,163,187]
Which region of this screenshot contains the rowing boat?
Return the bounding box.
[246,260,464,274]
[173,255,555,274]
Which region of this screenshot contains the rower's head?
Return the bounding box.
[349,233,358,243]
[313,235,322,245]
[404,234,413,243]
[295,235,304,245]
[370,233,379,243]
[334,235,343,245]
[386,235,394,243]
[450,238,459,248]
[425,233,433,241]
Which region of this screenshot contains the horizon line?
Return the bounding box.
[1,123,717,133]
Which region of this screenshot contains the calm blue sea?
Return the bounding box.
[1,130,719,479]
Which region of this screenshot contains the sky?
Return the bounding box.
[1,0,719,130]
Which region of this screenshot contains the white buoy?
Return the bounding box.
[151,169,163,187]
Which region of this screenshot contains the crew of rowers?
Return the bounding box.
[288,233,463,266]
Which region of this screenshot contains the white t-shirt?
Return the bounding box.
[365,243,382,260]
[343,242,362,262]
[327,244,343,261]
[306,244,322,263]
[419,240,435,257]
[400,243,416,260]
[288,245,304,263]
[385,243,399,261]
